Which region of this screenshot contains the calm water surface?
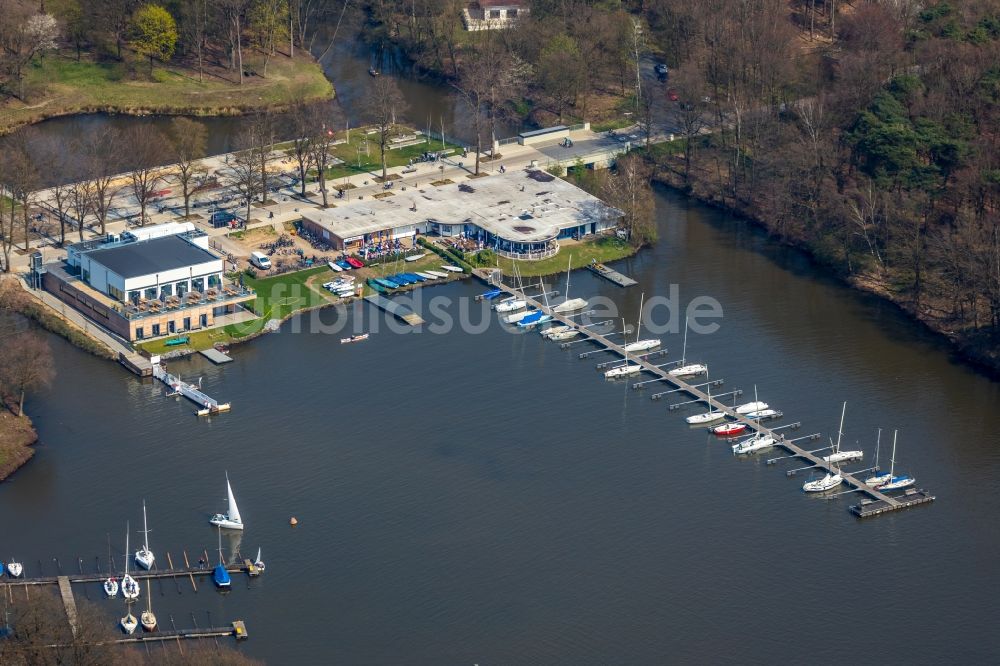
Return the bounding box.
[4,187,999,664]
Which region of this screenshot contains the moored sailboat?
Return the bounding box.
[213,528,231,589]
[135,500,155,570]
[867,430,914,490]
[121,523,140,600]
[821,402,863,463]
[668,317,707,377]
[140,579,157,631]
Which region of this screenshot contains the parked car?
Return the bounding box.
[654,63,669,78]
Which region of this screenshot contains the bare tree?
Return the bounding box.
[82,127,124,236]
[124,125,167,226]
[308,123,338,208]
[168,118,208,218]
[35,135,73,246]
[602,153,656,247]
[288,99,317,197]
[0,330,54,417]
[364,75,407,179]
[229,149,261,224]
[221,0,249,84]
[67,178,95,242]
[453,33,528,174]
[0,139,38,252]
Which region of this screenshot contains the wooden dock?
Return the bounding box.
[365,294,425,326]
[0,561,248,588]
[588,262,637,287]
[116,621,248,644]
[57,576,79,637]
[481,272,935,519]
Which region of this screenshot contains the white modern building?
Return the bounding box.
[46,223,255,341]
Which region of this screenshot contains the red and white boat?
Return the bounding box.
[713,422,747,437]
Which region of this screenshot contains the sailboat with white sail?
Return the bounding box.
[822,402,863,463]
[669,317,707,377]
[552,256,587,313]
[209,472,244,531]
[866,430,914,490]
[135,500,155,570]
[802,467,843,492]
[254,547,266,572]
[121,523,140,600]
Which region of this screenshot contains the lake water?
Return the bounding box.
[5,186,999,664]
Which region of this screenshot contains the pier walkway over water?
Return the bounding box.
[477,269,935,518]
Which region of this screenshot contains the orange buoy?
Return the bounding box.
[289,517,298,526]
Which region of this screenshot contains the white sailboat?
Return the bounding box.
[669,317,707,377]
[623,338,661,353]
[135,500,155,570]
[735,401,769,415]
[802,469,843,492]
[549,328,580,341]
[495,298,525,313]
[552,256,588,313]
[686,381,726,425]
[869,430,914,490]
[732,432,777,454]
[120,607,138,635]
[254,547,266,572]
[865,429,891,488]
[606,307,644,379]
[822,402,863,463]
[6,559,22,578]
[121,523,140,601]
[541,324,571,338]
[745,408,779,420]
[140,578,157,631]
[210,472,244,531]
[104,534,119,597]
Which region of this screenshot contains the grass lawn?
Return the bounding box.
[493,236,636,277]
[300,127,466,181]
[1,52,332,133]
[137,266,332,354]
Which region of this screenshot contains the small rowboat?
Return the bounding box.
[404,253,427,262]
[346,257,364,268]
[440,265,464,273]
[328,261,343,272]
[425,270,450,278]
[336,260,352,270]
[340,334,369,344]
[415,272,437,280]
[712,422,747,436]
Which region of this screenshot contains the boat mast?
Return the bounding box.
[141,500,150,554]
[835,401,846,455]
[636,292,644,345]
[889,430,897,479]
[564,255,572,302]
[874,429,881,472]
[680,316,689,365]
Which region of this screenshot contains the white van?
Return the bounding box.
[250,251,271,270]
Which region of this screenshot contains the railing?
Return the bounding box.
[495,242,560,261]
[123,285,255,320]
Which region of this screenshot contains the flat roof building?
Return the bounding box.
[301,169,621,260]
[46,225,254,342]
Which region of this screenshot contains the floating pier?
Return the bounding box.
[152,359,231,416]
[365,294,425,326]
[588,262,637,287]
[480,271,936,519]
[200,347,233,364]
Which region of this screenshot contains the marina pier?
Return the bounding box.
[477,269,936,518]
